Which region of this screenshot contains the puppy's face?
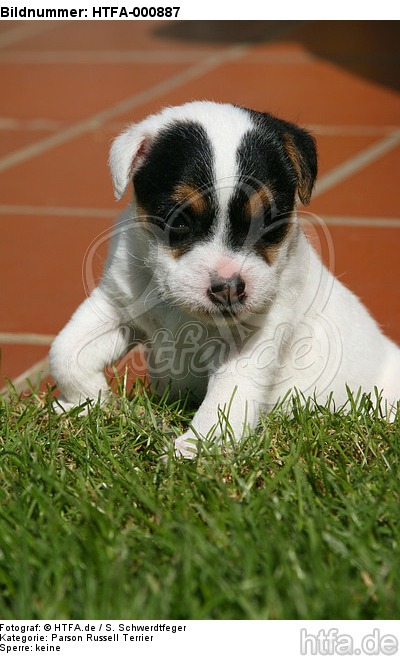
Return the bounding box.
[110,102,317,321]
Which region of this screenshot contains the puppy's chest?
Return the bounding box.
[134,308,208,400]
[143,307,257,378]
[140,307,222,368]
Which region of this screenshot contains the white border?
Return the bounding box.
[0,621,399,655]
[0,1,398,20]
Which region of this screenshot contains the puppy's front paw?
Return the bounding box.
[52,396,91,416]
[174,431,199,459]
[160,430,199,464]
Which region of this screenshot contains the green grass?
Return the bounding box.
[0,380,399,620]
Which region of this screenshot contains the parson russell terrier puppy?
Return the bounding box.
[50,101,400,458]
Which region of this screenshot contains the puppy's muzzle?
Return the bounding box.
[207,274,246,308]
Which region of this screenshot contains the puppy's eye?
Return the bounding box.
[247,192,274,230]
[252,204,273,232]
[168,212,192,233]
[165,211,193,246]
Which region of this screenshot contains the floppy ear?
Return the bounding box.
[109,123,153,200]
[282,123,318,205]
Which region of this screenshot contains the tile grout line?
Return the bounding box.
[0,204,117,218]
[0,22,60,48]
[313,130,400,198]
[0,118,66,131]
[0,356,50,398]
[302,215,400,228]
[0,49,216,63]
[308,125,399,136]
[2,205,400,227]
[7,50,396,66]
[0,49,317,64]
[0,43,250,175]
[0,333,55,345]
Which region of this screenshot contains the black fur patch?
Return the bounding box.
[133,121,218,250]
[227,108,317,253]
[133,109,317,258]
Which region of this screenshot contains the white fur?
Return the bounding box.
[50,101,400,458]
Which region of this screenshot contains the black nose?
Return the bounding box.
[207,274,246,307]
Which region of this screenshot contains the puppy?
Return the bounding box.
[50,101,400,458]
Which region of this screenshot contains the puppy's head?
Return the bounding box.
[109,101,317,321]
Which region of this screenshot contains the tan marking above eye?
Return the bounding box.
[172,183,207,215]
[245,187,271,219]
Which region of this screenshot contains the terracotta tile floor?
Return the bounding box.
[1,20,399,394]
